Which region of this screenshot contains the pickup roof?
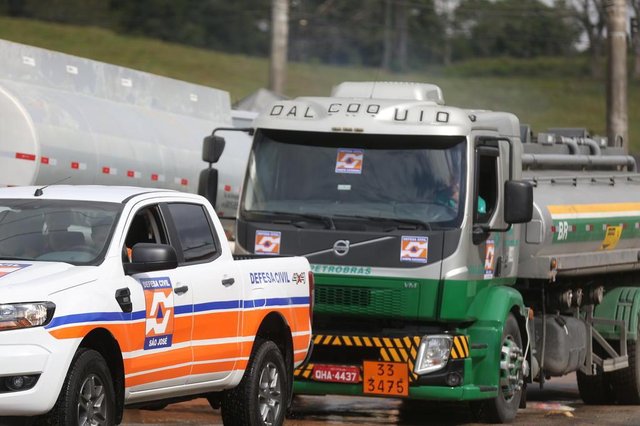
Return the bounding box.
[0,185,313,425]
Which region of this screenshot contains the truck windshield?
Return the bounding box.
[242,130,466,229]
[0,199,121,265]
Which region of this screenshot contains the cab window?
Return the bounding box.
[167,203,218,263]
[474,145,499,224]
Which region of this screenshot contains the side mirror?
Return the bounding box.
[198,168,219,207]
[504,180,533,224]
[124,243,178,275]
[202,135,226,163]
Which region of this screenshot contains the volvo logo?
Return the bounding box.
[333,240,350,256]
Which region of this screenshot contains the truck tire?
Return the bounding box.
[46,348,116,425]
[576,368,613,405]
[609,324,640,404]
[221,339,287,426]
[471,313,524,423]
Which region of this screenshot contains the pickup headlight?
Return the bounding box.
[0,302,55,331]
[414,335,452,375]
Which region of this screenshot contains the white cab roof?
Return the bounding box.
[0,185,176,204]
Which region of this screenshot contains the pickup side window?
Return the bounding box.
[166,203,219,263]
[123,205,168,261]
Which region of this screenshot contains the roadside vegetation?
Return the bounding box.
[0,16,638,153]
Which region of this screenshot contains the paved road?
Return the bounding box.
[122,373,640,425]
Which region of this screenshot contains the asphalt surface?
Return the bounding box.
[121,373,640,425]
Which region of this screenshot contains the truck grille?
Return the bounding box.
[315,285,406,318]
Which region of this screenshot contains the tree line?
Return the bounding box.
[1,0,638,78]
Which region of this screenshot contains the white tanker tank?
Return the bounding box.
[0,39,252,221]
[516,130,640,280]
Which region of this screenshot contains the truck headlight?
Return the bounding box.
[0,302,55,331]
[414,335,452,375]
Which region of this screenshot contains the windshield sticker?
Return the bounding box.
[335,148,364,174]
[484,240,495,279]
[0,263,31,278]
[255,230,281,255]
[139,277,174,350]
[400,236,428,264]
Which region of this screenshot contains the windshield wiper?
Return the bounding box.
[333,214,432,231]
[251,210,336,230]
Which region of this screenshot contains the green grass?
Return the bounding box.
[1,16,638,153]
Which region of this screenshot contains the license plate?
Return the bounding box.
[363,361,409,396]
[312,364,361,384]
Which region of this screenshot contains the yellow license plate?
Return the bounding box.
[363,361,409,397]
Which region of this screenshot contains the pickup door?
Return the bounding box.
[124,200,241,393]
[161,202,243,385]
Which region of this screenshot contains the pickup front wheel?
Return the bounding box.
[47,348,116,425]
[221,339,287,426]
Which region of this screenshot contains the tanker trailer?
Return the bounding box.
[517,129,640,406]
[0,39,252,223]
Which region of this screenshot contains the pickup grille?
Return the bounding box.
[315,285,406,318]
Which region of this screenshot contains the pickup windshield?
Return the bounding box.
[242,130,466,229]
[0,199,121,265]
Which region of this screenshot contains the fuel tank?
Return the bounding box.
[0,39,252,219]
[517,139,640,279]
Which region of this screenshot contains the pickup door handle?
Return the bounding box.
[222,278,235,287]
[174,285,189,295]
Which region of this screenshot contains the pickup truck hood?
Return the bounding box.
[0,261,97,301]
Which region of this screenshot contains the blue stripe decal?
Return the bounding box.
[290,296,310,305]
[243,299,265,309]
[174,304,194,315]
[267,297,297,307]
[46,310,146,329]
[194,300,242,313]
[46,296,310,329]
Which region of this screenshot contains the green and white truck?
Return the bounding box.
[212,81,640,422]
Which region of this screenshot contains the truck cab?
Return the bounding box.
[233,82,535,422]
[232,81,640,423]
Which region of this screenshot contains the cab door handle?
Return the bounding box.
[174,285,189,295]
[222,278,235,287]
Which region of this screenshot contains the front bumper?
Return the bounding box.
[0,328,77,416]
[294,378,497,401]
[293,333,495,401]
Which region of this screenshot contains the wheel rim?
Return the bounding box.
[77,373,108,426]
[257,361,282,426]
[499,336,524,402]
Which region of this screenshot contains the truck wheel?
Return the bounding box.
[577,368,613,404]
[609,324,640,404]
[471,313,524,423]
[221,339,287,426]
[46,348,116,425]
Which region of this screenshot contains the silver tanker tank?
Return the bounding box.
[0,39,252,220]
[516,131,640,280]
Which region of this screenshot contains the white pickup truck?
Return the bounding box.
[0,185,313,425]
